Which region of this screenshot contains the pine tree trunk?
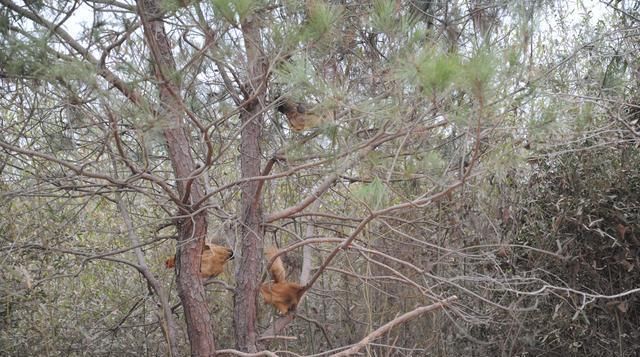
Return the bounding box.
[136,0,216,355]
[233,14,267,352]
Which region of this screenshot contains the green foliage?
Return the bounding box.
[353,177,388,210]
[270,20,302,54]
[211,0,257,24]
[370,0,396,34]
[300,1,343,46]
[354,97,399,130]
[49,60,97,85]
[160,0,188,12]
[419,151,445,174]
[505,45,520,69]
[370,0,419,37]
[232,0,256,21]
[272,57,318,95]
[601,54,627,93]
[573,101,595,131]
[0,13,9,34]
[484,142,527,181]
[527,99,561,142]
[397,49,461,96]
[448,102,472,127]
[459,50,496,98]
[211,0,236,24]
[1,36,52,79]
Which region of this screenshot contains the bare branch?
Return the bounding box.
[331,296,458,357]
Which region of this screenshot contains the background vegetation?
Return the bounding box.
[1,0,639,356]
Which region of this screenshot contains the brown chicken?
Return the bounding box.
[165,243,234,278]
[277,99,323,132]
[260,247,306,314]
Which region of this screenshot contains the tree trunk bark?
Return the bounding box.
[233,15,267,353]
[136,0,216,355]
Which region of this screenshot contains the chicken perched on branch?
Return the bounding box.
[277,98,323,132]
[165,243,234,278]
[260,247,306,315]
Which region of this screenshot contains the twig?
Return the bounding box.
[331,296,458,357]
